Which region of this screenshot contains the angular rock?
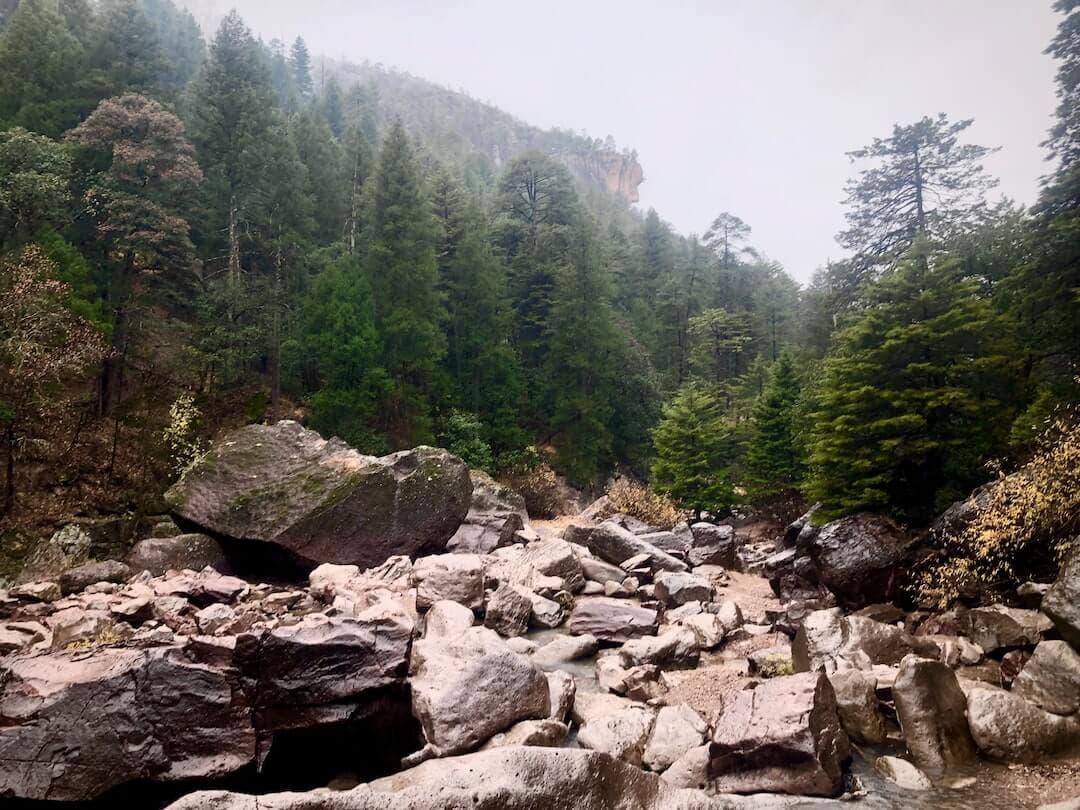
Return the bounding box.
[643,704,708,772]
[653,571,713,607]
[577,704,656,766]
[195,603,236,635]
[58,560,131,595]
[0,621,47,653]
[527,589,568,629]
[409,626,549,755]
[517,539,586,593]
[445,470,526,554]
[126,534,232,577]
[638,530,689,555]
[546,669,576,723]
[16,525,93,584]
[10,580,61,602]
[0,643,255,801]
[875,756,932,791]
[791,608,844,672]
[1013,640,1080,716]
[480,718,568,749]
[967,684,1080,763]
[165,421,471,569]
[423,599,474,640]
[48,607,116,650]
[688,523,736,568]
[565,521,688,574]
[839,615,940,666]
[532,633,599,669]
[483,582,532,637]
[235,609,413,731]
[805,514,915,608]
[708,671,850,796]
[679,613,726,649]
[413,554,485,611]
[963,604,1053,653]
[892,655,976,780]
[567,597,659,643]
[580,555,627,585]
[829,669,886,744]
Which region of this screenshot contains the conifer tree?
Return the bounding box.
[746,352,803,494]
[293,251,390,453]
[363,120,445,444]
[289,36,313,98]
[806,243,1021,522]
[651,381,736,517]
[431,170,527,459]
[0,0,87,135]
[90,0,164,97]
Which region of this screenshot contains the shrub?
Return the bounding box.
[503,461,565,519]
[163,393,205,476]
[606,479,683,529]
[920,415,1080,608]
[439,409,494,473]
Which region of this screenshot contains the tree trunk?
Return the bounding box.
[98,252,135,417]
[2,421,14,517]
[270,247,283,416]
[228,197,241,285]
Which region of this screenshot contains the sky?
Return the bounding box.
[183,1,1062,283]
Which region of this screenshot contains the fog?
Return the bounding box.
[182,0,1059,282]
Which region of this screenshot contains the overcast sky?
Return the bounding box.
[185,1,1061,283]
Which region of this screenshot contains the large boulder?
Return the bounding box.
[962,604,1052,653]
[234,610,413,732]
[165,421,471,569]
[0,643,256,801]
[654,572,713,606]
[1013,640,1080,716]
[967,684,1080,763]
[708,672,849,797]
[1043,544,1080,650]
[892,655,976,780]
[643,704,708,772]
[577,704,656,766]
[568,597,659,643]
[565,521,688,575]
[828,669,886,744]
[445,471,527,554]
[805,514,916,608]
[409,626,550,755]
[412,554,485,611]
[127,534,232,576]
[163,748,718,810]
[687,523,736,568]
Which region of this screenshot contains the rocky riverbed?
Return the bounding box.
[1,421,1079,809]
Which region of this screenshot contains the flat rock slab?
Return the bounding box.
[166,421,471,569]
[568,597,659,642]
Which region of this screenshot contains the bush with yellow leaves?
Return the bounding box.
[920,416,1080,608]
[606,479,684,529]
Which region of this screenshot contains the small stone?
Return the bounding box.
[875,756,932,791]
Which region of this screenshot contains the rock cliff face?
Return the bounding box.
[557,147,645,203]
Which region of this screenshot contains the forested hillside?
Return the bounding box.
[0,0,1078,592]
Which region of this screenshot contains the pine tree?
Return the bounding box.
[141,0,205,91]
[544,217,619,485]
[363,120,446,445]
[289,108,345,243]
[188,11,276,287]
[89,0,164,97]
[322,75,346,137]
[651,381,737,517]
[806,243,1022,522]
[431,170,527,460]
[293,251,390,453]
[746,353,803,494]
[289,36,313,98]
[840,114,998,275]
[0,0,87,136]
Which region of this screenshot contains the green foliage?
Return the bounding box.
[0,128,74,246]
[291,251,389,454]
[439,410,494,473]
[651,381,738,516]
[363,120,446,445]
[806,244,1022,523]
[746,353,804,495]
